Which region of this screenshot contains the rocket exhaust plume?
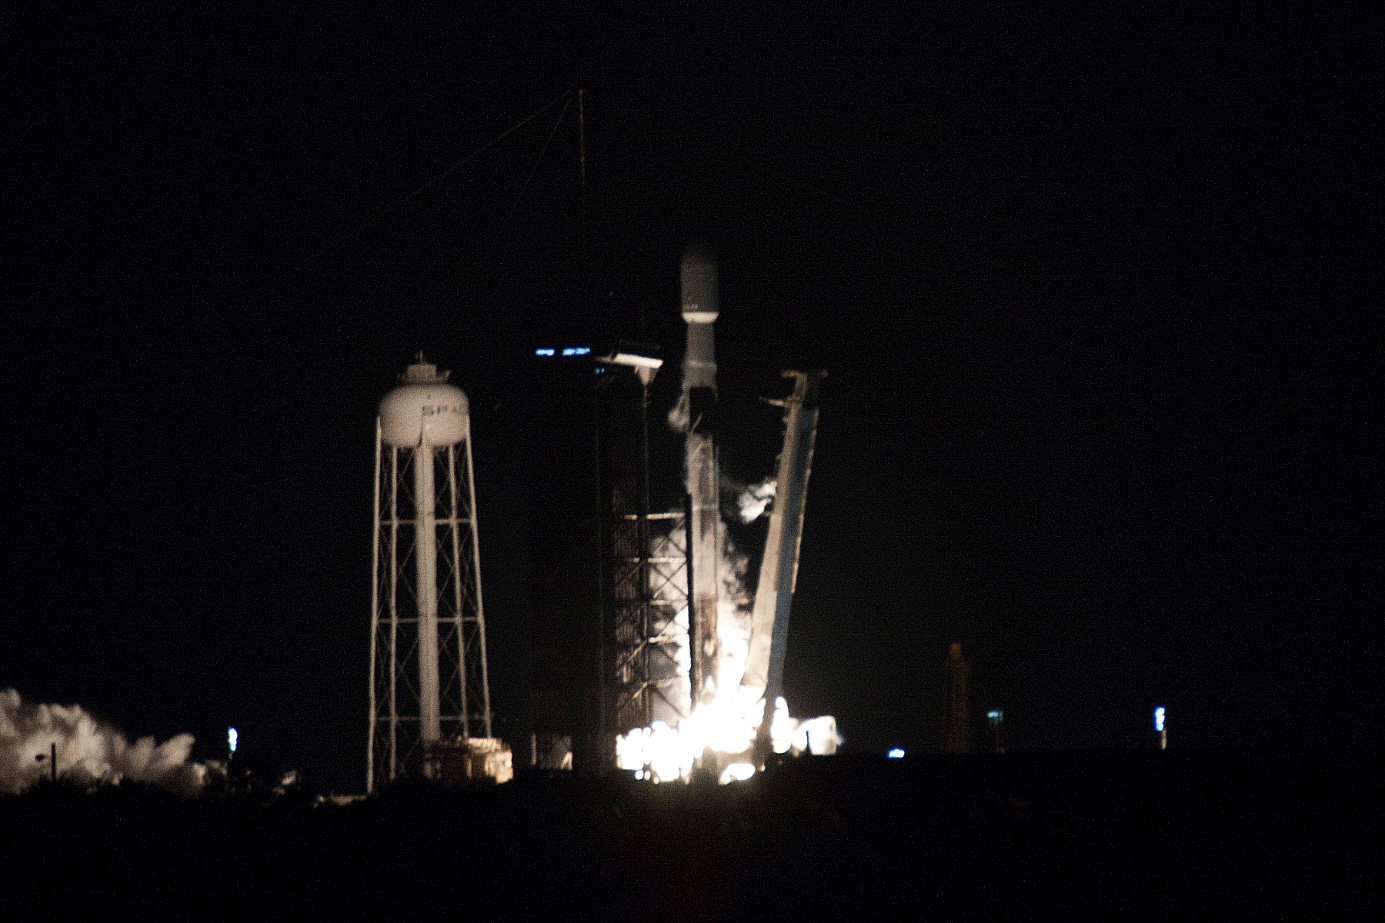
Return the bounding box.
[0,689,210,796]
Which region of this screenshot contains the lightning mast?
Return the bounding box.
[943,643,971,754]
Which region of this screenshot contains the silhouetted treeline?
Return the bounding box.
[0,748,1375,920]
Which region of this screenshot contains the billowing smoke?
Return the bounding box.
[737,479,776,524]
[0,689,209,797]
[667,391,690,433]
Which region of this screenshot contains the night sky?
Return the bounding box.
[5,4,1376,794]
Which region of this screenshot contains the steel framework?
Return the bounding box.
[600,367,692,740]
[611,509,692,733]
[368,422,492,790]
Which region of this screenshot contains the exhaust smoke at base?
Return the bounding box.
[0,688,209,796]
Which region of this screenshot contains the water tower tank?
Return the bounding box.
[378,355,469,447]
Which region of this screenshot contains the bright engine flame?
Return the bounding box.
[616,696,840,783]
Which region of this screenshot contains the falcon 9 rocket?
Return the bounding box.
[680,243,722,710]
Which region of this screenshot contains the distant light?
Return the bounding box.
[534,348,555,357]
[594,367,605,375]
[227,727,238,753]
[887,748,905,759]
[1153,706,1165,733]
[561,346,591,357]
[987,709,1003,723]
[719,762,757,783]
[634,769,644,781]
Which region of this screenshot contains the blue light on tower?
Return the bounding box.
[987,709,1004,752]
[1153,707,1165,733]
[227,727,238,754]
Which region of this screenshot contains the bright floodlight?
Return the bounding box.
[887,748,905,759]
[602,352,662,369]
[227,727,238,754]
[598,339,663,371]
[1153,706,1165,733]
[719,762,757,783]
[534,348,555,357]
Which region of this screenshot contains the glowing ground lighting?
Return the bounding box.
[227,727,238,754]
[719,762,757,783]
[615,695,841,783]
[887,748,905,759]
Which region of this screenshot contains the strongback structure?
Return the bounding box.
[369,355,495,790]
[741,370,825,760]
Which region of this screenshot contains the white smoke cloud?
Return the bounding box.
[737,479,776,523]
[770,697,843,756]
[667,392,690,433]
[0,689,209,797]
[711,528,756,706]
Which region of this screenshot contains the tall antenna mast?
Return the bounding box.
[578,87,587,270]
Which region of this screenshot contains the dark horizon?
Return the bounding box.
[4,4,1375,793]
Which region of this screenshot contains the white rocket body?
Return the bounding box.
[681,244,722,708]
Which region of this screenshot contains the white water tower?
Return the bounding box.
[368,353,497,789]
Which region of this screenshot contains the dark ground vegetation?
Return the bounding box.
[2,748,1375,920]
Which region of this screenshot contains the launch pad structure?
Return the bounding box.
[600,353,692,739]
[524,244,832,780]
[377,245,828,782]
[525,337,696,774]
